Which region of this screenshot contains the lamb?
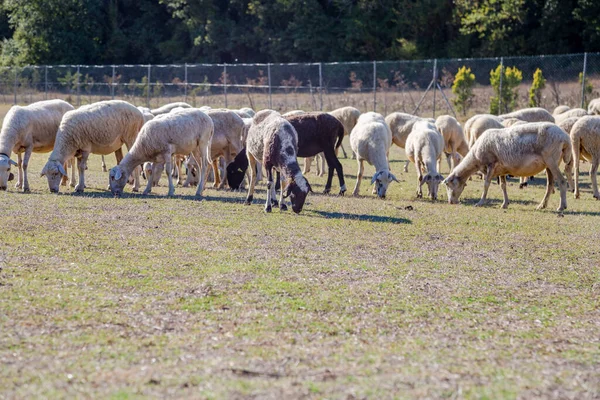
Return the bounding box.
[554,108,588,124]
[570,116,600,199]
[499,107,554,123]
[435,115,468,171]
[109,108,213,197]
[587,98,600,115]
[350,112,398,198]
[285,112,346,195]
[385,112,433,172]
[41,100,144,193]
[443,122,573,211]
[406,121,444,200]
[0,99,74,192]
[329,106,361,159]
[244,110,311,213]
[151,102,192,116]
[553,105,570,116]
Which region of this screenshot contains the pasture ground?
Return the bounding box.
[1,143,600,399]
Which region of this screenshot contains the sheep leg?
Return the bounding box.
[318,153,325,177]
[590,158,600,200]
[245,152,257,205]
[574,146,581,199]
[264,166,274,213]
[500,175,510,209]
[192,147,208,198]
[324,148,346,195]
[403,160,409,173]
[475,165,494,207]
[68,158,77,187]
[278,172,287,211]
[142,166,154,195]
[165,152,176,197]
[537,168,554,210]
[352,159,364,197]
[415,161,424,199]
[74,152,89,193]
[211,158,221,188]
[101,155,107,172]
[218,154,231,190]
[21,148,32,193]
[256,161,263,181]
[446,152,452,172]
[303,157,312,174]
[15,152,23,189]
[339,143,347,158]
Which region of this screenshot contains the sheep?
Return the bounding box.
[499,107,554,123]
[463,114,500,145]
[244,110,312,213]
[443,122,573,211]
[501,118,527,127]
[151,102,192,116]
[570,116,600,200]
[329,106,361,159]
[385,112,433,172]
[406,121,444,200]
[41,100,144,193]
[109,108,213,197]
[206,109,244,189]
[142,161,163,187]
[553,105,570,116]
[554,108,588,124]
[556,116,581,135]
[285,112,346,195]
[350,112,398,198]
[238,107,255,117]
[435,115,468,172]
[282,110,305,117]
[587,99,600,115]
[468,115,505,148]
[0,99,74,192]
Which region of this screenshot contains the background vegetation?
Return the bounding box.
[1,0,600,66]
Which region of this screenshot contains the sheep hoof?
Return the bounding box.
[574,192,580,199]
[142,189,151,195]
[323,188,331,195]
[338,189,346,196]
[594,194,600,200]
[352,191,359,197]
[132,188,139,193]
[265,205,272,213]
[23,187,30,193]
[15,182,22,189]
[271,199,279,207]
[475,201,484,207]
[280,203,288,212]
[501,203,509,209]
[244,196,253,205]
[519,183,527,189]
[536,203,547,210]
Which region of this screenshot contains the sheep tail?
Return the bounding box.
[334,125,344,150]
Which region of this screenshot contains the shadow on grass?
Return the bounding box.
[460,197,539,207]
[308,209,411,224]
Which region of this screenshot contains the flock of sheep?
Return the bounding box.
[1,97,600,214]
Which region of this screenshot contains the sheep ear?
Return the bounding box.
[8,172,14,181]
[58,163,67,177]
[114,169,122,181]
[370,171,381,185]
[389,172,399,183]
[40,165,47,177]
[435,174,444,182]
[8,158,17,167]
[424,175,432,182]
[306,180,313,193]
[283,181,293,198]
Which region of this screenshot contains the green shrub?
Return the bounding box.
[528,68,546,107]
[490,65,522,114]
[452,66,476,116]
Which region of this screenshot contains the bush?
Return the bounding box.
[528,68,546,107]
[490,65,522,114]
[451,66,476,116]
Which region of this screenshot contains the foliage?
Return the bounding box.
[490,65,523,114]
[528,68,546,107]
[451,66,476,116]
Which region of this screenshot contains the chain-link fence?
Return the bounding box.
[2,52,599,120]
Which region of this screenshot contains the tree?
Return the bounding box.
[528,68,546,107]
[490,65,523,114]
[451,66,475,116]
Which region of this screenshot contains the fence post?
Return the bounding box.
[184,63,188,102]
[581,52,588,109]
[146,64,151,108]
[76,65,81,106]
[268,63,272,109]
[498,57,504,115]
[111,65,116,99]
[223,64,228,108]
[319,63,323,111]
[13,66,17,105]
[432,59,438,118]
[373,61,377,112]
[44,66,48,100]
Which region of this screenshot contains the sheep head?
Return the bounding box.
[41,160,67,193]
[109,166,128,197]
[442,174,466,204]
[370,170,399,199]
[0,154,17,191]
[420,173,444,201]
[283,176,312,214]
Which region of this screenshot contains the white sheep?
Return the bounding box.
[463,114,500,145]
[41,100,144,193]
[435,115,468,171]
[587,99,600,115]
[385,112,433,172]
[501,118,527,127]
[444,122,573,211]
[556,116,581,135]
[238,107,255,117]
[151,102,192,116]
[499,107,554,123]
[0,99,74,192]
[350,112,398,198]
[282,110,305,117]
[329,106,361,159]
[205,109,244,189]
[109,108,213,197]
[570,116,600,199]
[406,121,444,200]
[554,108,588,124]
[553,105,570,116]
[468,115,505,148]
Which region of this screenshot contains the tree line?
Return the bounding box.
[1,0,599,66]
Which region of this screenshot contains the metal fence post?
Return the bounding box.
[498,57,504,115]
[76,65,81,106]
[111,65,116,99]
[146,64,151,107]
[581,52,588,109]
[268,63,272,109]
[319,63,323,111]
[13,66,17,105]
[433,59,438,118]
[184,63,188,102]
[373,61,377,112]
[223,64,228,108]
[44,66,48,100]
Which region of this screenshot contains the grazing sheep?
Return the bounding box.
[406,121,444,200]
[207,110,244,189]
[0,99,74,192]
[554,108,588,124]
[587,99,600,115]
[286,112,346,195]
[350,112,398,198]
[499,107,554,123]
[244,110,311,213]
[151,102,192,116]
[443,122,572,211]
[329,106,361,159]
[463,114,500,145]
[385,112,433,172]
[553,105,570,116]
[435,115,468,171]
[41,100,144,193]
[570,116,600,199]
[468,115,505,148]
[109,108,213,197]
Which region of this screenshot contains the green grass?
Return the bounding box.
[1,142,600,399]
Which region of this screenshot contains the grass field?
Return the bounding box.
[1,141,600,399]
